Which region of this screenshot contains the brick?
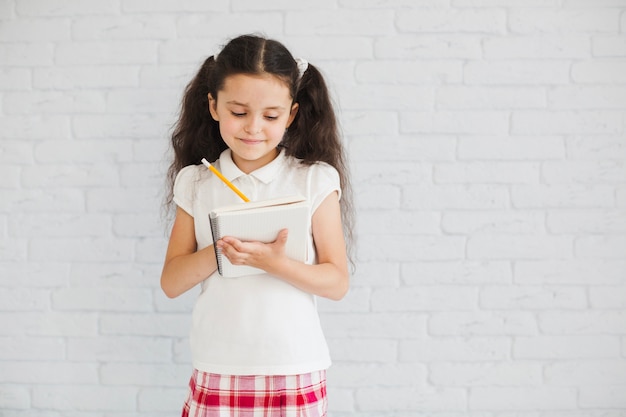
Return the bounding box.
[372,286,477,312]
[0,385,30,410]
[0,43,54,66]
[3,91,106,115]
[430,362,543,386]
[326,338,397,363]
[73,114,169,139]
[356,60,462,84]
[16,0,120,16]
[515,260,626,285]
[402,261,512,285]
[138,387,187,412]
[375,35,482,59]
[589,286,626,309]
[538,311,626,334]
[350,135,456,161]
[358,235,465,261]
[0,361,98,384]
[122,0,228,12]
[289,36,374,61]
[357,210,440,235]
[435,162,541,184]
[593,35,626,57]
[0,18,70,41]
[480,285,587,310]
[53,287,153,311]
[484,35,591,59]
[101,363,189,386]
[67,336,171,362]
[572,61,626,83]
[0,189,85,213]
[512,111,623,135]
[406,185,510,210]
[178,13,283,38]
[33,66,139,90]
[575,235,626,259]
[454,0,559,5]
[443,210,545,234]
[469,387,577,410]
[0,115,70,140]
[400,337,510,361]
[21,164,119,188]
[34,139,134,163]
[30,237,134,262]
[321,313,427,339]
[468,235,573,260]
[2,312,97,337]
[353,161,431,186]
[545,360,626,386]
[547,210,626,234]
[337,85,433,111]
[286,10,395,35]
[356,386,466,412]
[397,9,506,33]
[0,262,69,288]
[72,15,176,40]
[465,60,571,84]
[0,68,31,90]
[0,164,20,188]
[565,136,626,160]
[0,337,65,361]
[236,0,336,9]
[330,363,426,388]
[458,135,565,160]
[0,288,49,311]
[113,213,162,237]
[437,86,546,109]
[509,9,619,33]
[353,184,401,209]
[32,385,136,412]
[341,111,399,135]
[549,86,626,109]
[350,261,401,287]
[429,311,537,336]
[402,111,509,134]
[512,184,615,208]
[55,41,158,65]
[514,335,621,359]
[580,385,626,409]
[543,160,626,183]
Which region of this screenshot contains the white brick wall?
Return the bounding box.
[1,0,625,415]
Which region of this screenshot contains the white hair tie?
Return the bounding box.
[295,58,308,79]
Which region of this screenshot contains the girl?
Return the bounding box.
[161,34,353,417]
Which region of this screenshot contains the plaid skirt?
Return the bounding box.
[181,369,327,417]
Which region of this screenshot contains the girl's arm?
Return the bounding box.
[217,191,349,300]
[160,207,218,298]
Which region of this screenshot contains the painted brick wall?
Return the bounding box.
[1,0,625,416]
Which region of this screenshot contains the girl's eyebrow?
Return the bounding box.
[226,100,286,110]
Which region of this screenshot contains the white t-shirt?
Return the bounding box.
[173,148,340,376]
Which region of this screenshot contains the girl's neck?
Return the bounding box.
[231,147,280,174]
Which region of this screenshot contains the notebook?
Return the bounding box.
[209,195,309,278]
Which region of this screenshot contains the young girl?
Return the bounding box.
[161,34,353,417]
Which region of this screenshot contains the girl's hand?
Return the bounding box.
[216,229,289,272]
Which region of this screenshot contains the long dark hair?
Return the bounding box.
[165,34,354,264]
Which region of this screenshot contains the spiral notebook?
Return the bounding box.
[209,195,309,278]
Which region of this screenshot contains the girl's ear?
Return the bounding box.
[286,102,299,128]
[207,93,219,121]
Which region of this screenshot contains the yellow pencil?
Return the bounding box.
[201,158,250,202]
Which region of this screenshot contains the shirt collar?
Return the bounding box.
[218,148,285,185]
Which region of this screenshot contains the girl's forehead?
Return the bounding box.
[219,73,292,102]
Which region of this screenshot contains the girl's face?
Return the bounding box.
[208,73,299,174]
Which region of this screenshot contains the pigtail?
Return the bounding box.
[286,64,355,267]
[165,55,226,210]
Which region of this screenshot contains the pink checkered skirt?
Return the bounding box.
[181,369,327,417]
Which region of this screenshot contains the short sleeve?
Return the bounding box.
[173,165,200,217]
[309,162,341,214]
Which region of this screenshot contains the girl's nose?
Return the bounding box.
[244,118,262,135]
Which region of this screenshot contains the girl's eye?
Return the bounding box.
[231,112,246,117]
[265,116,278,121]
